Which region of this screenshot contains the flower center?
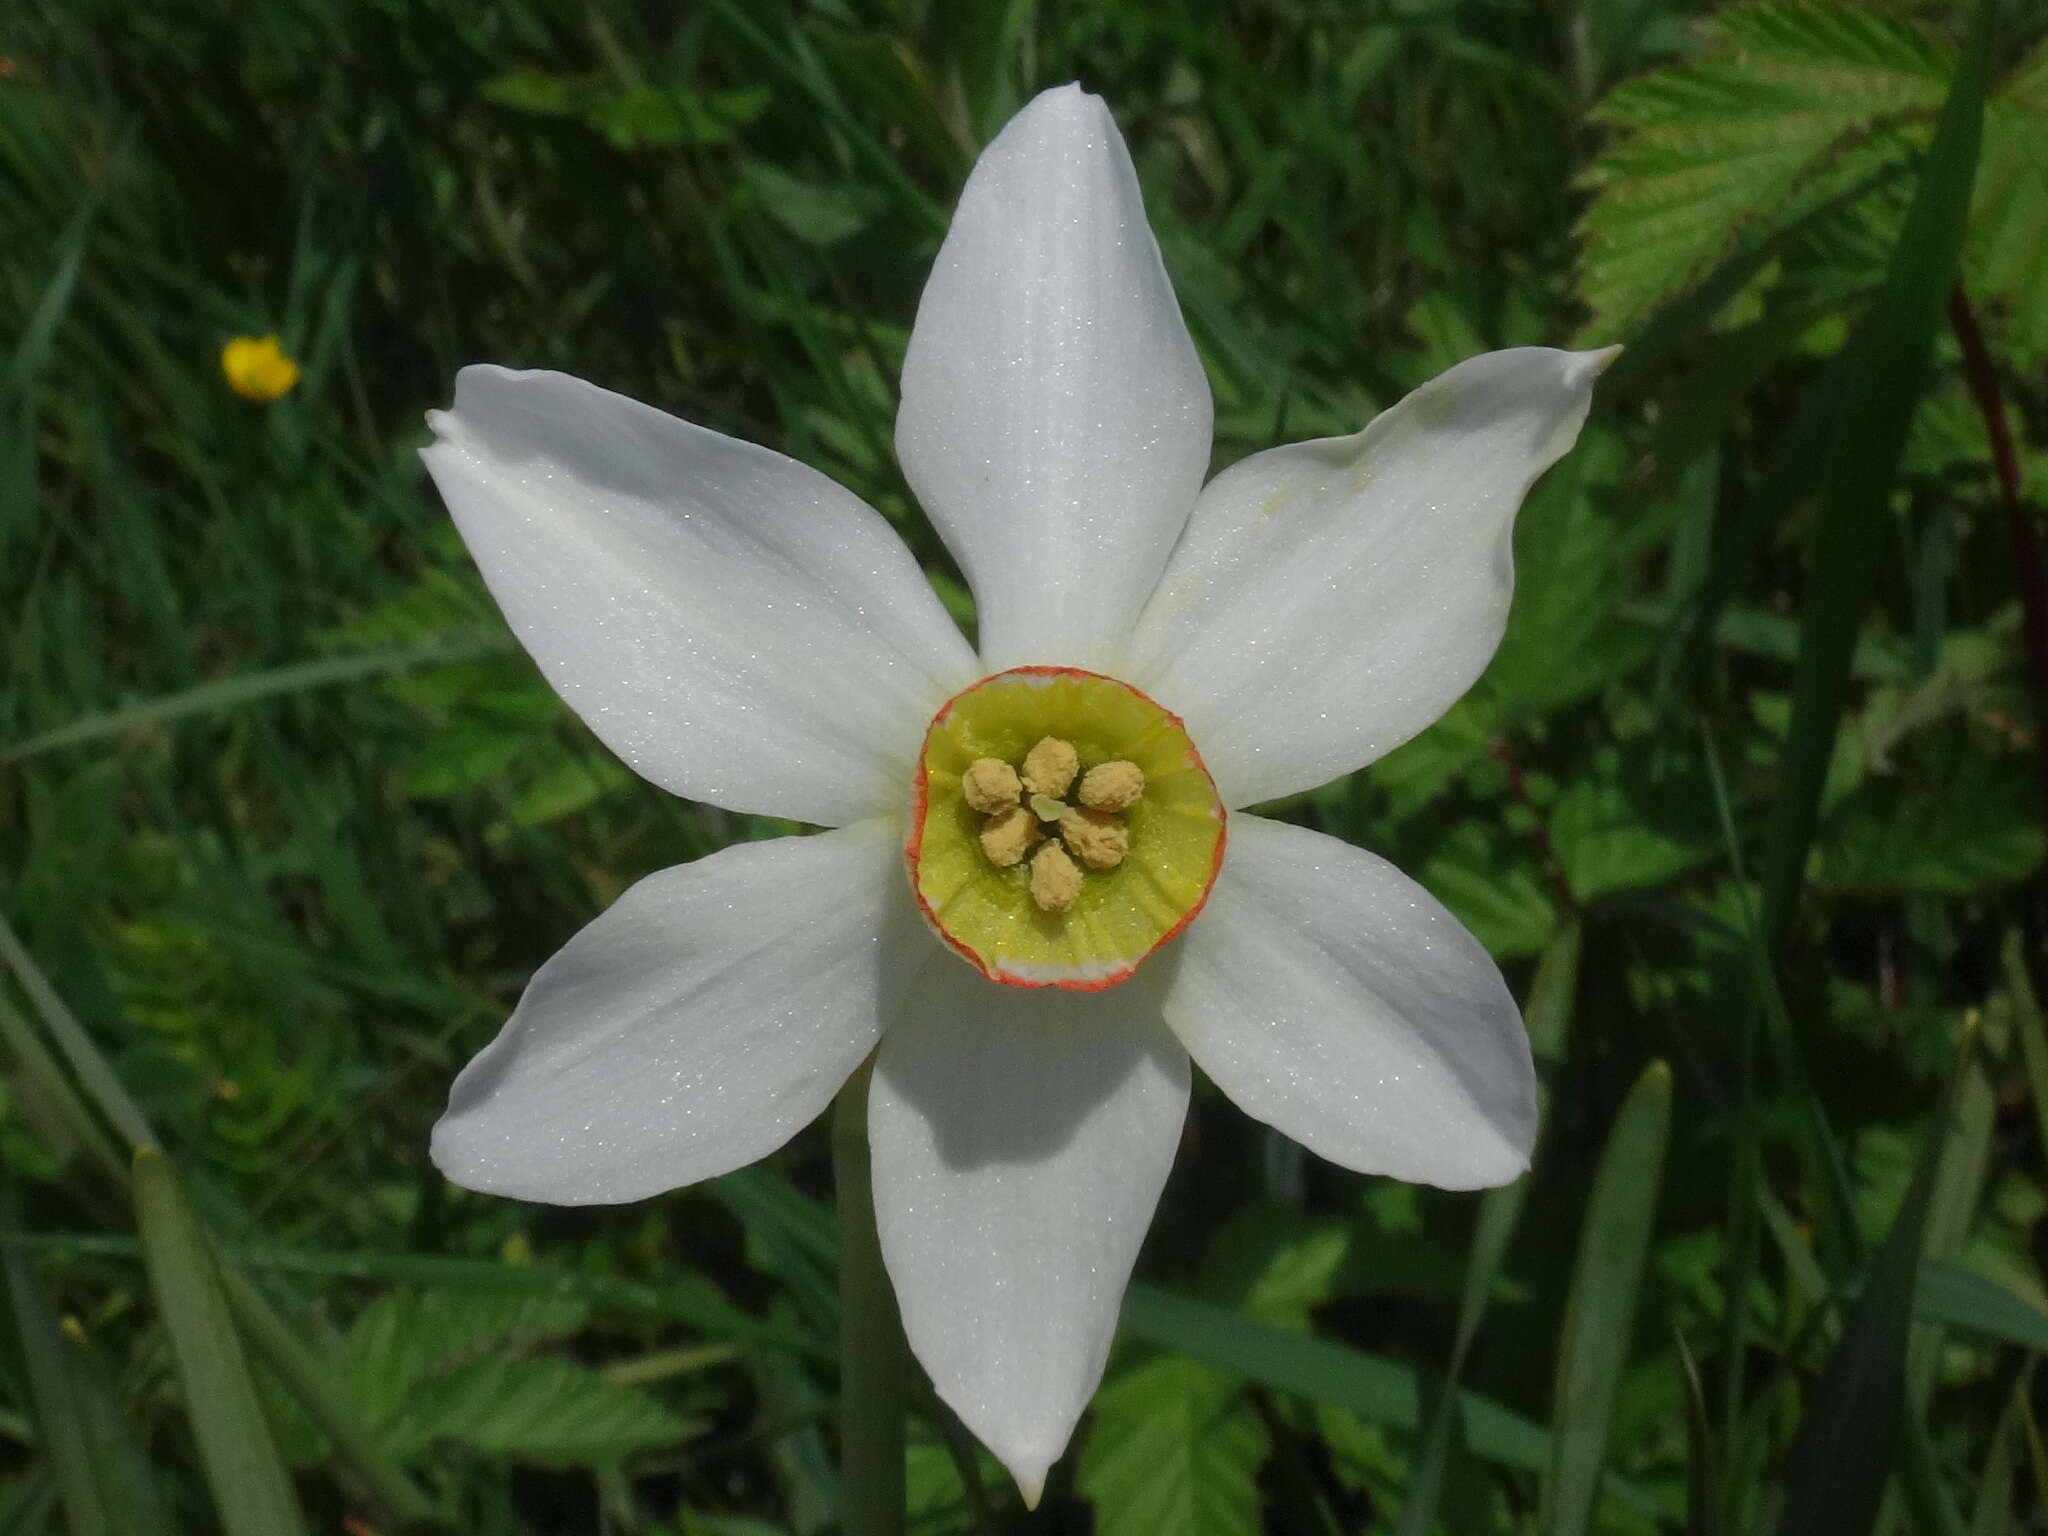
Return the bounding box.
[904,666,1227,991]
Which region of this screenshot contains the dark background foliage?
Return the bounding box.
[3,0,2047,1531]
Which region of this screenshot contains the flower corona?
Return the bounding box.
[905,667,1225,990]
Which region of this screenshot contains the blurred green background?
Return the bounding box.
[5,0,2048,1531]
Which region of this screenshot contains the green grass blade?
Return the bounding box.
[1968,1371,2028,1536]
[3,633,506,763]
[215,1264,436,1525]
[131,1149,310,1536]
[1675,1326,1723,1536]
[1758,0,1992,944]
[1999,933,2048,1161]
[1913,1261,2048,1354]
[0,992,126,1183]
[1771,1024,1975,1536]
[1398,922,1581,1536]
[1542,1060,1673,1536]
[0,911,155,1153]
[1702,722,1861,1274]
[1,1243,169,1536]
[1118,1285,1663,1514]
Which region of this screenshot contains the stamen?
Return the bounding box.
[978,804,1042,868]
[961,758,1022,814]
[906,666,1226,990]
[1020,736,1079,798]
[1029,842,1083,913]
[1078,761,1145,812]
[1058,806,1129,870]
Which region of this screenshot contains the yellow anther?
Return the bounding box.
[978,804,1042,868]
[1078,760,1145,812]
[1020,736,1079,798]
[1059,806,1130,870]
[1029,841,1083,913]
[961,757,1022,813]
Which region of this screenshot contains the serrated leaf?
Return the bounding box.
[1970,40,2048,366]
[1551,749,1717,902]
[1576,1,1950,337]
[381,1356,692,1465]
[1197,1204,1350,1333]
[1077,1356,1269,1536]
[1816,723,2044,896]
[334,1289,591,1439]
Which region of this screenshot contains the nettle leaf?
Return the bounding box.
[1550,746,1718,903]
[1575,1,1951,338]
[1078,1355,1270,1536]
[1971,38,2048,366]
[1197,1203,1352,1332]
[379,1357,692,1466]
[333,1292,592,1449]
[1815,719,2044,897]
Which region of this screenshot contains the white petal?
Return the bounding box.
[869,965,1189,1502]
[896,84,1212,674]
[422,367,978,827]
[433,820,928,1204]
[1128,347,1614,808]
[1158,815,1535,1188]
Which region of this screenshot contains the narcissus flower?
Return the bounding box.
[422,84,1610,1500]
[219,334,300,401]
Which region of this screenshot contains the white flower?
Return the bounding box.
[420,84,1611,1501]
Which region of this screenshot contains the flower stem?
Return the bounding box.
[833,1058,906,1536]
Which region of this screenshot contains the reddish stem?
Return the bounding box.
[1948,288,2048,848]
[1491,736,1578,917]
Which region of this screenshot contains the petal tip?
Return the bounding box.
[1572,344,1624,384]
[1003,1450,1054,1510]
[1003,79,1115,150]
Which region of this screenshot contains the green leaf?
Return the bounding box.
[1197,1203,1350,1333]
[1,1246,170,1536]
[1077,1356,1269,1536]
[1118,1286,1664,1514]
[1398,925,1581,1536]
[1550,751,1717,902]
[333,1288,591,1440]
[1576,1,1950,338]
[1759,0,1991,941]
[382,1356,693,1466]
[1543,1061,1673,1536]
[1772,1026,1973,1536]
[1814,722,2045,896]
[1416,822,1560,960]
[740,160,887,247]
[1969,39,2048,367]
[213,1268,434,1523]
[3,634,507,763]
[1489,428,1656,714]
[131,1148,309,1536]
[1914,1261,2048,1357]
